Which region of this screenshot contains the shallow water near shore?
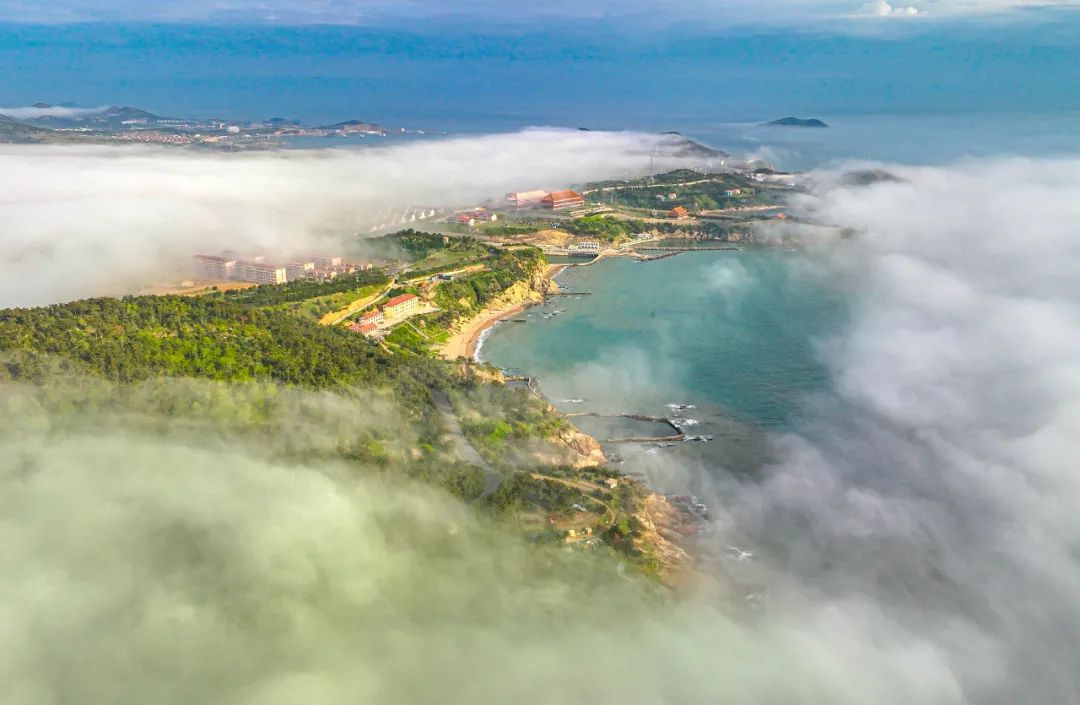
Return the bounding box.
[480,249,846,486]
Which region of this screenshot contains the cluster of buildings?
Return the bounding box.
[110,131,199,145]
[567,242,601,256]
[452,208,499,226]
[193,251,371,285]
[346,293,420,336]
[505,189,586,211]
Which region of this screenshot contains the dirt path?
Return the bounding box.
[318,283,393,327]
[430,388,502,498]
[401,262,486,285]
[530,472,617,530]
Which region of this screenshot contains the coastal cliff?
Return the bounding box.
[438,259,559,361]
[477,263,559,312]
[550,425,607,468]
[634,494,695,587]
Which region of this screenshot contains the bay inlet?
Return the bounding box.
[479,249,847,486]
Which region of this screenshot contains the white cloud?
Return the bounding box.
[0,130,705,308]
[859,0,921,15]
[3,151,1080,701]
[0,105,111,120]
[520,155,1080,702]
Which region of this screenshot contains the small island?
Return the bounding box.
[767,116,829,128]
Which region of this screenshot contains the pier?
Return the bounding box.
[634,245,742,251]
[635,251,683,262]
[564,411,686,442]
[504,374,542,395]
[606,434,683,444]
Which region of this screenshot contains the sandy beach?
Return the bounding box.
[439,263,568,361]
[440,300,533,361]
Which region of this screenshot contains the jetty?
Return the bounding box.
[606,434,683,444]
[634,245,742,252]
[564,411,687,443]
[504,374,542,395]
[635,251,682,262]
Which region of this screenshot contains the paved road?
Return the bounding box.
[430,388,503,499]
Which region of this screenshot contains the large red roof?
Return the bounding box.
[385,293,418,308]
[544,190,583,201]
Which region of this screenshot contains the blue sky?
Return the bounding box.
[1,0,1078,24]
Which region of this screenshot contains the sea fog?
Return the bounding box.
[2,124,1080,701]
[480,155,1080,701]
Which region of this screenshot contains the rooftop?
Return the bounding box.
[545,189,583,201]
[385,293,418,308]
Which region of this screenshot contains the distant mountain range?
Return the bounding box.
[14,104,166,128]
[768,116,829,128]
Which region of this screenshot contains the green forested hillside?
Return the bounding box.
[0,295,400,387]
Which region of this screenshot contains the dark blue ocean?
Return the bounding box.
[4,22,1080,170]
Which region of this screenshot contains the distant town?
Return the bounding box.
[193,251,374,286]
[0,103,430,148]
[176,162,816,346]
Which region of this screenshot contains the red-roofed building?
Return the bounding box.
[384,293,419,318]
[541,190,585,210]
[668,206,690,219]
[347,322,378,335]
[359,309,384,326]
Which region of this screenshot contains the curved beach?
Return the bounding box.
[439,263,567,361]
[440,300,532,361]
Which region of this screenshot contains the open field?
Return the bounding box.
[140,280,256,296]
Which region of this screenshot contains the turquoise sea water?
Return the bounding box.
[479,249,846,480]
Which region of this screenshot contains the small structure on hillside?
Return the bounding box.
[668,206,690,220]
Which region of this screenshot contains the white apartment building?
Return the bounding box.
[193,255,236,280]
[234,260,288,285]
